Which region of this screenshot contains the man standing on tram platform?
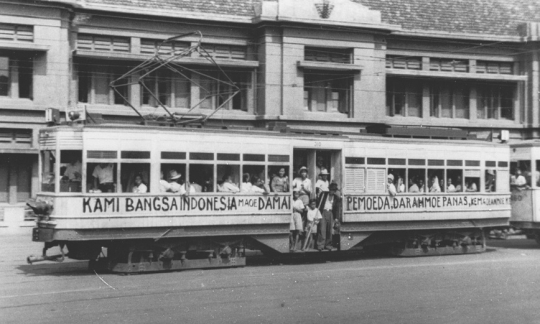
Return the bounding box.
[316,182,340,251]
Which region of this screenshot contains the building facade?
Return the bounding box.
[0,0,539,228]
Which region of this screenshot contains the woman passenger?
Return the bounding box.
[397,176,405,193]
[250,176,269,194]
[271,167,289,192]
[220,174,240,192]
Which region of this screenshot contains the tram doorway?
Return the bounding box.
[292,149,342,197]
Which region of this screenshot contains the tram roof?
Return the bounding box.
[42,123,509,148]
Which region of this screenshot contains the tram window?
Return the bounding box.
[536,161,540,187]
[217,164,240,192]
[121,163,150,193]
[407,169,425,193]
[511,160,531,187]
[428,169,444,193]
[269,166,290,193]
[240,165,263,192]
[446,170,463,192]
[464,170,480,192]
[60,150,82,193]
[388,168,406,193]
[189,164,213,193]
[87,163,117,193]
[485,169,496,192]
[41,150,56,192]
[161,163,186,193]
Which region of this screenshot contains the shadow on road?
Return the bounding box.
[487,238,539,250]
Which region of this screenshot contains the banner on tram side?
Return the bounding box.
[345,194,510,213]
[79,195,291,215]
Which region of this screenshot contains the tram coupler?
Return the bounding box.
[27,242,65,264]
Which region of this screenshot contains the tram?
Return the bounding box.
[509,140,540,244]
[27,124,511,272]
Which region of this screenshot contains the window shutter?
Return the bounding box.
[366,168,385,193]
[0,23,33,42]
[345,167,365,193]
[140,40,157,54]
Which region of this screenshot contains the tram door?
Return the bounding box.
[292,149,342,198]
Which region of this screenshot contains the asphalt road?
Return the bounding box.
[2,233,540,324]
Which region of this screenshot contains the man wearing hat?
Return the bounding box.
[315,168,330,195]
[387,174,397,196]
[317,181,340,251]
[292,166,312,206]
[168,169,195,194]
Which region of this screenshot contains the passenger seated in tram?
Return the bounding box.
[240,173,252,193]
[132,174,148,193]
[418,179,425,192]
[387,174,397,196]
[465,180,478,192]
[485,169,495,192]
[190,180,203,193]
[159,171,171,193]
[439,178,445,193]
[409,177,420,193]
[250,176,270,194]
[270,167,289,193]
[168,170,195,194]
[92,163,115,193]
[63,157,82,183]
[513,169,527,187]
[219,174,240,192]
[315,169,330,194]
[447,178,456,192]
[455,176,463,192]
[396,176,405,193]
[428,174,441,193]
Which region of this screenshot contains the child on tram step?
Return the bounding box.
[290,191,305,252]
[302,198,321,251]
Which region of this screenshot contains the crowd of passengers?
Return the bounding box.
[385,171,496,196]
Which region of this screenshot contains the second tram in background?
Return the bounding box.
[28,124,511,273]
[510,140,540,244]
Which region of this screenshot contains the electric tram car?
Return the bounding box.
[27,124,511,273]
[509,140,540,244]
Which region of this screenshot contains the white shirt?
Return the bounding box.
[132,183,148,193]
[447,184,456,192]
[292,177,312,195]
[467,182,478,192]
[250,185,265,193]
[515,175,527,186]
[64,162,81,181]
[409,184,419,193]
[292,199,305,213]
[307,208,322,223]
[191,183,203,193]
[221,181,240,193]
[240,182,252,193]
[92,164,114,184]
[397,183,405,193]
[387,183,397,196]
[324,194,334,210]
[316,179,329,192]
[160,180,171,192]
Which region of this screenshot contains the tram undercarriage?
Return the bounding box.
[28,226,489,273]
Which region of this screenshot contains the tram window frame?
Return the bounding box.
[511,160,532,187]
[446,169,463,193]
[41,150,57,193]
[86,162,118,193]
[464,169,480,193]
[268,165,290,193]
[60,150,82,193]
[189,164,214,193]
[160,163,187,193]
[407,168,426,193]
[121,163,150,193]
[427,169,445,193]
[485,169,496,192]
[241,165,267,193]
[217,164,240,193]
[388,168,406,193]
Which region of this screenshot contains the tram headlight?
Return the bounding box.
[68,111,80,121]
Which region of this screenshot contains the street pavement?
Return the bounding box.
[2,231,540,324]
